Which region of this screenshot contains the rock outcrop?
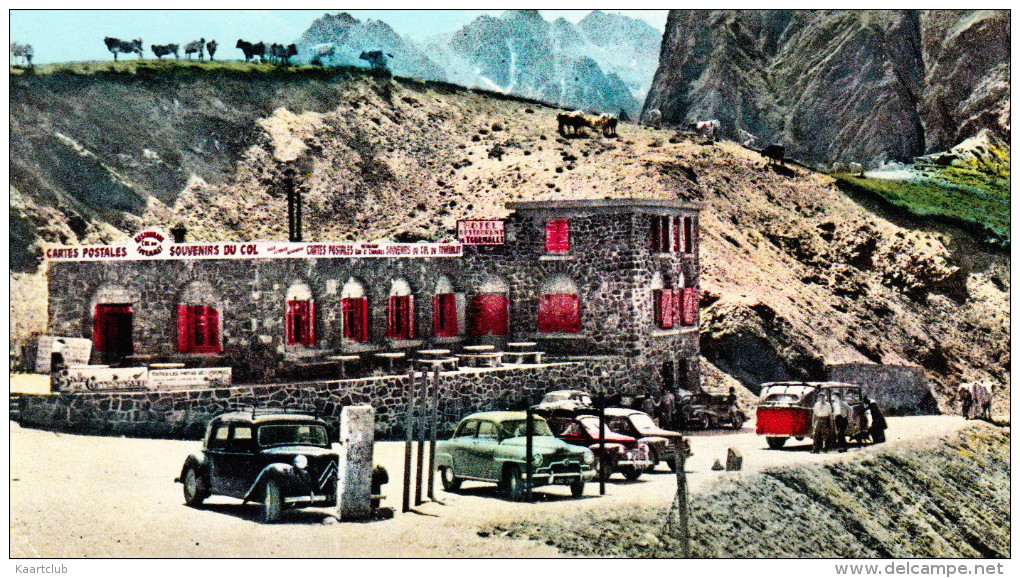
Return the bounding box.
[643,9,1010,167]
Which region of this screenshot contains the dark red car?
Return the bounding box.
[544,413,652,481]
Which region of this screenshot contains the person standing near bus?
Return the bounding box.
[832,392,851,453]
[811,390,833,454]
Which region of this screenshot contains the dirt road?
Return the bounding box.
[9,415,969,558]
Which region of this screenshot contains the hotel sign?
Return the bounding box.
[45,239,463,261]
[457,220,505,245]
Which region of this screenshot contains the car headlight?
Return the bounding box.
[582,450,594,464]
[293,454,308,469]
[532,454,543,467]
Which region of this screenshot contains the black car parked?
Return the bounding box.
[176,410,338,523]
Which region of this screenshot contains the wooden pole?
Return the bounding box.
[402,368,414,513]
[525,407,534,502]
[598,401,606,496]
[675,446,690,557]
[427,365,440,501]
[414,370,427,506]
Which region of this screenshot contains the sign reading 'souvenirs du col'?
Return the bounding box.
[457,219,505,245]
[44,229,464,261]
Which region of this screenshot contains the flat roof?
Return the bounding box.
[507,199,701,211]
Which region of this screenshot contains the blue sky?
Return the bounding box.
[9,9,668,65]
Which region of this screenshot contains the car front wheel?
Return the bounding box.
[622,466,642,482]
[503,465,525,501]
[440,466,462,491]
[182,466,208,507]
[263,479,283,523]
[766,436,788,449]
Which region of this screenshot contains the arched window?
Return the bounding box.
[90,284,136,360]
[386,279,414,340]
[432,276,460,338]
[341,279,368,342]
[177,281,221,353]
[285,282,315,347]
[538,275,580,334]
[469,276,508,336]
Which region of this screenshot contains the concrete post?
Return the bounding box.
[338,405,375,521]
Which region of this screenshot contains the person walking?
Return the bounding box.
[832,392,850,453]
[659,389,676,430]
[811,390,833,454]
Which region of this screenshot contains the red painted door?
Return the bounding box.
[468,294,508,336]
[94,304,133,359]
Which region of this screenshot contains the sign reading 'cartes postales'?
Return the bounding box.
[457,220,505,245]
[44,239,463,261]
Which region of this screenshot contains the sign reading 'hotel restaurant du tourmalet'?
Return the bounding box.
[456,220,505,245]
[44,227,464,262]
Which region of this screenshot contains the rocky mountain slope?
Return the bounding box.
[8,68,1009,414]
[294,10,660,119]
[643,9,1010,167]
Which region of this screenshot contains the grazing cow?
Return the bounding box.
[206,39,218,61]
[848,162,864,177]
[236,39,266,62]
[591,113,618,137]
[104,37,143,61]
[269,43,298,65]
[10,42,34,66]
[151,43,179,60]
[761,144,785,165]
[184,38,205,61]
[961,381,993,420]
[309,43,335,66]
[644,108,662,128]
[557,110,590,136]
[691,119,720,140]
[359,50,394,70]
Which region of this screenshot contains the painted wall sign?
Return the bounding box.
[44,240,463,261]
[457,219,505,245]
[55,366,149,392]
[34,336,93,373]
[148,367,233,390]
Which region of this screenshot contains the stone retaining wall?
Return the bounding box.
[14,359,631,440]
[826,363,938,415]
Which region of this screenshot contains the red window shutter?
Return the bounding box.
[307,301,315,346]
[471,294,508,335]
[406,296,414,340]
[359,298,368,341]
[682,288,698,326]
[177,304,191,352]
[207,307,221,353]
[672,217,680,253]
[285,301,297,345]
[545,219,569,254]
[539,293,580,333]
[386,296,396,337]
[93,305,106,352]
[432,295,442,336]
[433,294,458,337]
[656,289,675,329]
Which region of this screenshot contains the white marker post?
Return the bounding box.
[338,405,375,521]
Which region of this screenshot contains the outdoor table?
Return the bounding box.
[373,352,406,373]
[504,351,544,365]
[506,342,538,352]
[416,349,451,359]
[327,355,362,378]
[462,344,496,352]
[457,352,503,368]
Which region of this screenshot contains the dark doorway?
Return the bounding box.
[661,360,675,391]
[93,304,133,363]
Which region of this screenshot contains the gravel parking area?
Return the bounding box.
[9,415,968,557]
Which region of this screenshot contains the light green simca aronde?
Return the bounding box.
[435,411,596,500]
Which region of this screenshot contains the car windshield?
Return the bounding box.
[499,419,553,439]
[257,424,329,447]
[542,393,567,403]
[574,395,593,406]
[628,413,658,432]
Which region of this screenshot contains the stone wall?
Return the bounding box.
[14,359,638,440]
[827,363,938,415]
